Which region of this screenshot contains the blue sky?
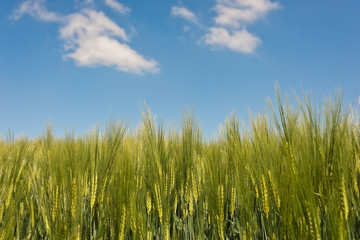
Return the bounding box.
[0,0,359,138]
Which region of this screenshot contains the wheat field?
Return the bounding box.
[0,88,359,239]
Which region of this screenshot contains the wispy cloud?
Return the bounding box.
[214,0,280,28]
[171,5,198,24]
[12,0,159,74]
[104,0,130,14]
[12,0,62,22]
[75,0,95,8]
[203,0,280,53]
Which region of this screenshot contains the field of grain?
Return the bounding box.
[0,89,359,239]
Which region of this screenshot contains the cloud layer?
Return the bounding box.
[13,0,159,74]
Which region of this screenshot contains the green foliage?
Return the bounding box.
[0,87,360,239]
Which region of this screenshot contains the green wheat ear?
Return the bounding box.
[340,175,349,220]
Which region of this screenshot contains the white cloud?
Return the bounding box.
[12,0,61,22]
[214,0,280,28]
[203,0,279,53]
[104,0,131,14]
[171,6,198,24]
[61,10,159,74]
[13,1,159,74]
[60,10,128,45]
[204,27,260,53]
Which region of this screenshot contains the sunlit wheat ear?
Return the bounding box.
[154,183,162,222]
[191,170,198,202]
[197,161,203,194]
[146,191,152,214]
[204,196,208,213]
[52,186,59,222]
[352,171,359,199]
[31,200,35,227]
[189,189,194,216]
[268,170,280,210]
[0,203,4,223]
[156,155,163,183]
[0,229,5,240]
[272,233,277,240]
[180,182,184,199]
[164,174,168,197]
[110,224,114,239]
[163,209,170,240]
[260,175,269,218]
[315,207,321,240]
[170,158,175,192]
[285,141,296,175]
[24,195,30,216]
[217,185,224,224]
[90,173,97,210]
[15,161,25,185]
[230,187,236,218]
[5,181,14,209]
[82,174,88,196]
[247,167,259,198]
[354,151,360,174]
[340,175,349,220]
[119,205,126,240]
[71,177,77,218]
[99,174,108,205]
[242,228,247,240]
[216,215,225,240]
[43,210,51,233]
[185,170,191,204]
[147,231,153,240]
[305,207,315,240]
[137,212,145,240]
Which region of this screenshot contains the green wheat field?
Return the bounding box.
[1,87,359,239]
